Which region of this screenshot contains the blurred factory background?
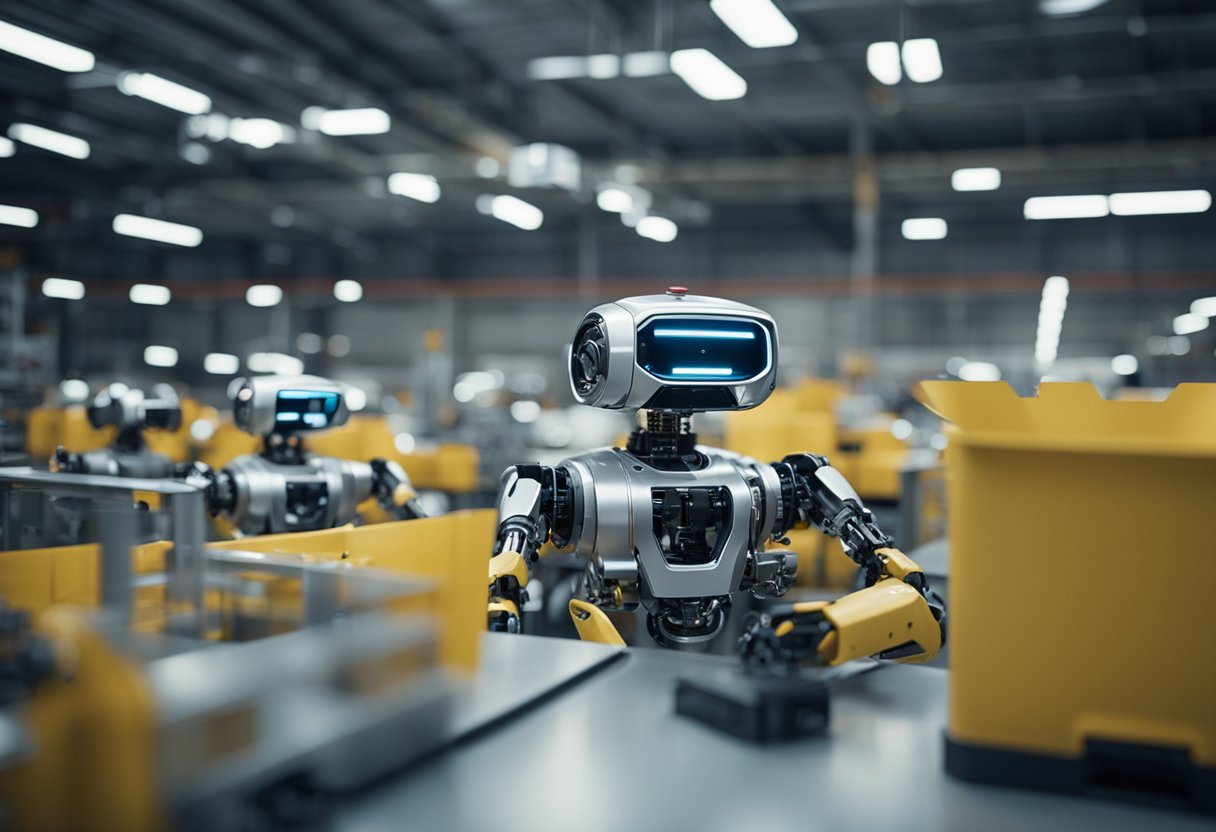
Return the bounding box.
[1,0,1214,450]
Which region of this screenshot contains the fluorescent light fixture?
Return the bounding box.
[1173,312,1208,336]
[42,277,84,300]
[866,42,901,85]
[333,279,363,302]
[672,367,732,376]
[246,284,283,308]
[59,379,90,401]
[901,217,947,240]
[622,51,669,77]
[527,56,588,80]
[654,329,754,340]
[129,283,171,305]
[0,137,13,157]
[637,216,678,242]
[144,345,178,368]
[951,167,1001,192]
[1169,335,1190,356]
[480,194,543,230]
[1034,275,1069,365]
[1191,296,1216,318]
[587,54,620,79]
[387,172,441,203]
[1111,354,1138,376]
[670,49,747,101]
[117,72,211,115]
[317,107,390,136]
[0,19,94,72]
[1108,189,1211,216]
[204,352,240,375]
[901,38,942,83]
[596,187,632,213]
[247,352,303,375]
[510,400,542,423]
[228,118,289,149]
[1024,194,1109,220]
[958,361,1001,382]
[1039,0,1108,15]
[710,0,798,48]
[7,123,90,159]
[0,204,37,228]
[112,214,203,247]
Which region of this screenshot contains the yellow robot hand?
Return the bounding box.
[487,551,529,633]
[740,548,945,668]
[568,600,626,646]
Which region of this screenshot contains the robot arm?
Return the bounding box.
[369,458,427,520]
[742,454,947,668]
[487,464,575,632]
[174,461,235,518]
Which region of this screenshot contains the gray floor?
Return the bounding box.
[337,635,1211,832]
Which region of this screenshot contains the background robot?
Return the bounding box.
[489,288,945,667]
[52,383,181,478]
[178,375,425,536]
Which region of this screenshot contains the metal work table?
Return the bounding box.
[338,635,1211,832]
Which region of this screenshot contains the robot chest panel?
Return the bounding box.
[578,449,760,599]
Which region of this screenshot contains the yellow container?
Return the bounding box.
[1,510,496,674]
[306,415,479,493]
[916,381,1216,812]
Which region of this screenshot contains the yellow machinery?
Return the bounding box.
[1,510,495,672]
[917,381,1216,813]
[0,466,496,831]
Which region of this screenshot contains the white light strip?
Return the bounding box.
[0,204,38,228]
[117,72,211,115]
[710,0,798,48]
[204,352,240,375]
[7,123,90,159]
[654,329,755,340]
[317,107,390,136]
[901,38,942,83]
[387,172,441,203]
[637,215,678,242]
[144,345,178,368]
[1109,189,1211,216]
[42,277,85,300]
[670,49,747,101]
[901,217,948,240]
[1024,194,1109,220]
[246,284,283,308]
[951,167,1001,192]
[1034,275,1069,365]
[129,283,171,305]
[671,367,733,376]
[866,41,901,85]
[0,19,94,72]
[1191,296,1216,318]
[1173,312,1209,336]
[0,137,13,157]
[333,279,363,303]
[596,187,632,213]
[481,194,543,230]
[112,214,203,247]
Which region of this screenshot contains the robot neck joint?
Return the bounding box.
[626,410,702,471]
[260,433,308,466]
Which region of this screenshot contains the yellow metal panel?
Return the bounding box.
[916,380,1216,764]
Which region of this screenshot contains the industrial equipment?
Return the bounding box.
[917,380,1216,814]
[178,376,426,536]
[488,288,945,668]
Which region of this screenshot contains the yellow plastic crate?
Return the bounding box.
[917,381,1216,812]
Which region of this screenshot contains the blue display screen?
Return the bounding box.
[275,390,340,431]
[636,317,770,382]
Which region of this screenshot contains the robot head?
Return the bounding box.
[87,383,182,432]
[569,288,778,412]
[232,375,350,436]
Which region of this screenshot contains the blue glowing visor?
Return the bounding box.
[274,389,341,431]
[637,316,771,382]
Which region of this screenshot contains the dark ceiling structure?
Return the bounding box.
[0,0,1214,281]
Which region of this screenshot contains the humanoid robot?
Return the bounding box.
[53,383,182,479]
[177,375,425,536]
[488,289,945,668]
